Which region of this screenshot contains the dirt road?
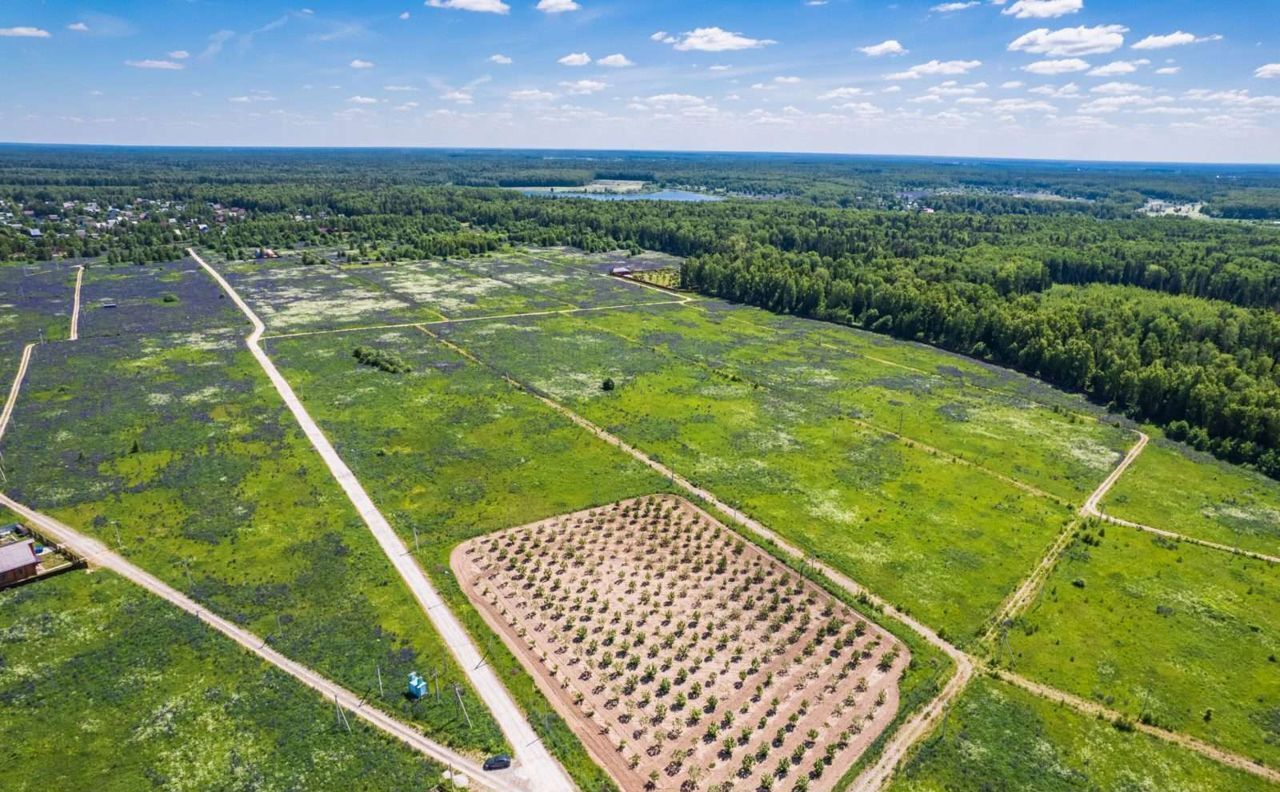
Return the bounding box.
[190,249,575,792]
[69,264,84,341]
[0,493,520,792]
[0,343,33,445]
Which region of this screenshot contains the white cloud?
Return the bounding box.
[645,93,707,106]
[1132,31,1222,50]
[1030,82,1080,97]
[125,59,185,70]
[1008,25,1127,57]
[425,0,510,14]
[67,22,90,32]
[441,89,474,104]
[200,30,235,60]
[560,79,606,94]
[669,27,776,52]
[558,52,591,66]
[385,85,417,91]
[597,53,634,67]
[0,26,51,38]
[509,89,555,101]
[168,50,190,60]
[993,98,1057,113]
[1154,66,1180,75]
[820,87,865,100]
[1257,64,1280,79]
[1001,80,1025,89]
[1001,0,1082,19]
[350,59,375,69]
[400,11,411,20]
[650,31,675,44]
[836,102,883,115]
[859,39,906,57]
[489,54,513,65]
[1087,59,1148,76]
[931,2,979,12]
[347,95,380,104]
[1023,58,1090,74]
[394,101,419,111]
[1091,81,1147,95]
[536,0,580,12]
[887,59,982,80]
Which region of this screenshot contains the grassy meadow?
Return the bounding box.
[0,570,445,792]
[440,311,1075,645]
[0,329,504,754]
[1105,436,1280,557]
[0,262,74,375]
[267,326,669,791]
[889,676,1277,792]
[1001,528,1280,766]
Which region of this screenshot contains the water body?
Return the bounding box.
[520,189,723,202]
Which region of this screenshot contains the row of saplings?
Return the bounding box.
[473,497,899,792]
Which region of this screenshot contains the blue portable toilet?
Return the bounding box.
[407,671,427,700]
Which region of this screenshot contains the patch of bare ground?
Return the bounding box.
[453,495,905,792]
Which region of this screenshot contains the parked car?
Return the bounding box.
[482,755,512,771]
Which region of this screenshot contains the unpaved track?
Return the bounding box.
[996,669,1280,784]
[0,494,520,792]
[190,249,574,792]
[1081,432,1280,564]
[980,430,1149,648]
[69,264,84,341]
[0,343,33,445]
[417,325,976,792]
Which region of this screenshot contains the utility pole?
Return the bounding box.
[376,663,384,697]
[452,683,473,728]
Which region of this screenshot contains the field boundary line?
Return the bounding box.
[995,669,1280,784]
[189,249,575,792]
[0,493,519,792]
[1092,513,1280,564]
[0,343,34,445]
[1080,433,1280,564]
[978,431,1148,649]
[413,323,976,792]
[258,298,693,341]
[69,264,85,341]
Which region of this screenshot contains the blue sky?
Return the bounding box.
[2,0,1278,162]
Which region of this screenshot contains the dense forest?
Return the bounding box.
[2,146,1278,476]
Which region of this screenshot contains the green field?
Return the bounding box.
[0,570,444,792]
[1001,529,1280,766]
[266,326,668,790]
[1,329,504,754]
[890,676,1276,792]
[0,262,74,375]
[440,309,1075,645]
[572,302,1135,503]
[1105,436,1280,557]
[267,322,959,790]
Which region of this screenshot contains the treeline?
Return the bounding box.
[684,248,1280,477]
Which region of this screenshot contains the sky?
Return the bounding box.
[2,0,1278,163]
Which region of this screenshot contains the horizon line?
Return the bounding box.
[2,141,1278,170]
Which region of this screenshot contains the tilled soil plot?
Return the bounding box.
[455,495,905,792]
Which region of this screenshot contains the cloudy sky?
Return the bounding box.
[2,0,1278,162]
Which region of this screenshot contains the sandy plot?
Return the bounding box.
[454,495,904,792]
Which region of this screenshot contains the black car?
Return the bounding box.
[482,755,512,771]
